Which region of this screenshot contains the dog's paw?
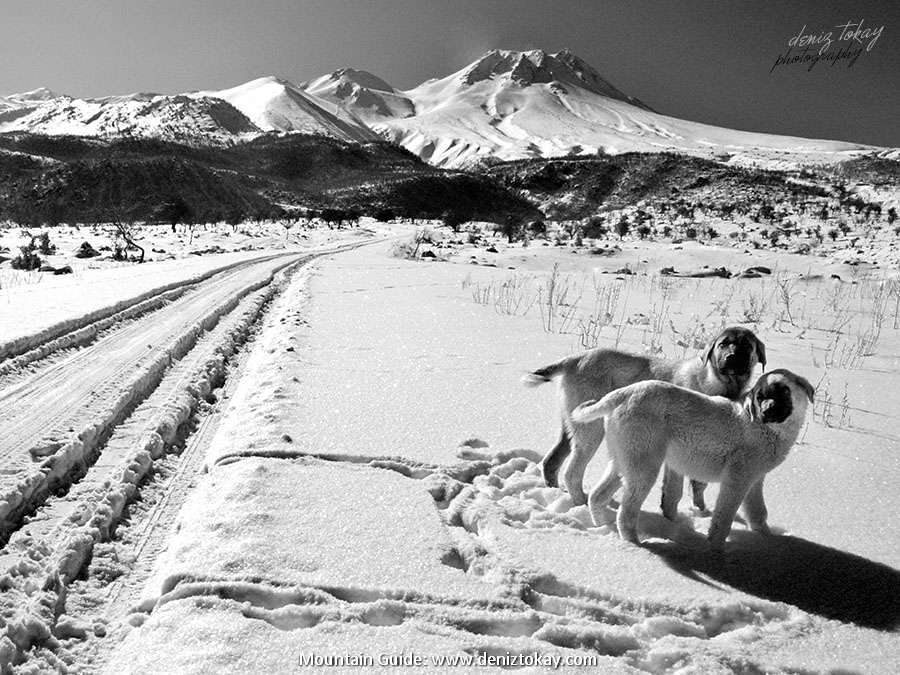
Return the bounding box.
[569,492,588,507]
[749,522,772,536]
[589,505,616,528]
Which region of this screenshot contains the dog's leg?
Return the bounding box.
[707,478,751,551]
[660,465,684,521]
[588,460,621,526]
[561,420,605,506]
[616,468,657,545]
[690,479,709,513]
[741,477,770,535]
[540,425,570,487]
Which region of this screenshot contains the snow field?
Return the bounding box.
[112,240,899,672]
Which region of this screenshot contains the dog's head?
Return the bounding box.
[747,369,814,424]
[703,327,766,383]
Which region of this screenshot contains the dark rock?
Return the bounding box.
[53,265,73,275]
[39,264,56,273]
[486,246,499,253]
[74,241,100,258]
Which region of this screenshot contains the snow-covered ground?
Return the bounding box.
[0,221,378,350]
[106,238,900,673]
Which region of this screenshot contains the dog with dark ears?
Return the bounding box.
[571,369,814,551]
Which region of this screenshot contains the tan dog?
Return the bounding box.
[571,369,814,551]
[523,327,766,508]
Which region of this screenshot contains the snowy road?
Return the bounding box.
[0,242,374,671]
[0,254,295,535]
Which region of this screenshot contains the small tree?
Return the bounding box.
[497,215,524,243]
[225,209,244,232]
[441,209,467,233]
[37,231,56,255]
[107,214,145,263]
[527,220,547,237]
[582,215,607,239]
[156,197,193,234]
[614,216,630,239]
[373,207,395,223]
[11,238,42,270]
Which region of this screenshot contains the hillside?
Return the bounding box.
[0,133,536,224]
[484,153,834,220]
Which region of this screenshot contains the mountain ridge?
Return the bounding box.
[0,49,891,168]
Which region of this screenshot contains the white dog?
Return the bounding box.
[571,369,814,551]
[522,327,766,510]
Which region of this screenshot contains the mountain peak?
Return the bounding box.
[6,86,64,102]
[241,75,295,90]
[460,49,652,111]
[303,67,414,123]
[325,68,395,93]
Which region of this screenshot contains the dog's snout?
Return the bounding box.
[722,349,751,372]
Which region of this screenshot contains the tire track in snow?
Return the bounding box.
[0,257,298,541]
[0,247,370,671]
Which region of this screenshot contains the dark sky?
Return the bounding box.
[2,0,897,146]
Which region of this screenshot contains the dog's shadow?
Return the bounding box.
[641,520,900,631]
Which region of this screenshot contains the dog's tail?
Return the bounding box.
[521,359,570,387]
[570,392,619,424]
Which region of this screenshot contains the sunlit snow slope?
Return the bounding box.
[195,76,378,142]
[370,49,878,168]
[303,68,415,125]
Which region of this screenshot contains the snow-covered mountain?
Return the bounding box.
[192,76,378,142]
[302,68,414,125]
[0,78,376,145]
[0,87,62,118]
[0,93,260,144]
[366,49,876,168]
[0,50,887,165]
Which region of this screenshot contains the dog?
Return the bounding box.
[522,327,766,509]
[570,369,814,551]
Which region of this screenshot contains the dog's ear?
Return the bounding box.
[701,338,717,365]
[793,374,815,403]
[752,335,767,371]
[747,390,760,422]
